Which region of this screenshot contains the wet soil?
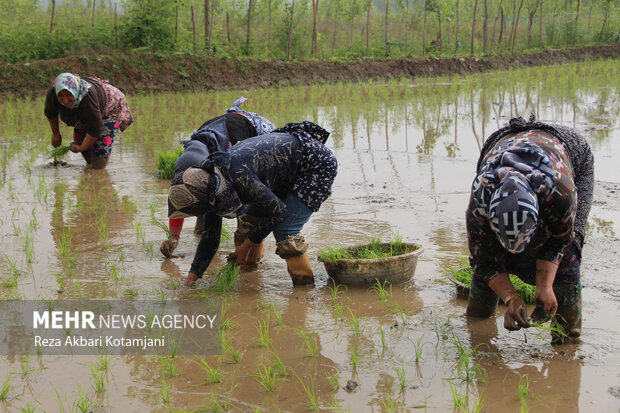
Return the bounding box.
[1,44,619,97]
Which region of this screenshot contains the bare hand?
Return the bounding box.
[228,239,255,264]
[51,132,62,147]
[70,142,81,153]
[160,238,179,258]
[184,272,199,287]
[530,286,557,323]
[504,294,530,331]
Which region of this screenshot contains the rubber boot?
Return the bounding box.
[284,253,314,285]
[194,214,204,235]
[551,283,582,345]
[466,283,499,318]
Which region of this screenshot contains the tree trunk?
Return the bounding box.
[174,2,178,44]
[539,0,543,47]
[404,0,409,54]
[491,0,504,51]
[349,0,357,54]
[114,3,117,49]
[287,0,296,60]
[246,0,254,56]
[471,0,478,55]
[312,0,319,59]
[498,6,505,49]
[205,0,211,54]
[422,0,427,56]
[366,0,371,57]
[384,0,389,57]
[91,0,96,37]
[226,12,231,48]
[508,0,516,49]
[455,0,460,55]
[437,7,442,54]
[483,0,488,53]
[191,5,197,54]
[268,0,272,58]
[527,0,539,48]
[598,1,610,41]
[48,0,55,52]
[574,0,580,28]
[511,0,524,52]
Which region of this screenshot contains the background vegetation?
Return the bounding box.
[0,0,618,64]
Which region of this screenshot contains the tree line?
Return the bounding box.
[0,0,618,63]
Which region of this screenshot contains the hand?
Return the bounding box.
[504,294,530,331]
[228,239,256,264]
[160,238,179,258]
[51,132,62,147]
[70,142,82,153]
[184,272,199,287]
[530,286,557,323]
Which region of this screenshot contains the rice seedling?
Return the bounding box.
[382,396,398,412]
[105,258,122,282]
[94,354,109,371]
[377,326,388,350]
[297,375,320,411]
[49,145,71,165]
[272,308,284,327]
[255,317,271,347]
[159,356,179,377]
[90,366,106,393]
[333,303,345,321]
[328,280,347,304]
[301,328,319,357]
[4,255,25,278]
[3,277,18,289]
[210,261,240,293]
[270,352,287,377]
[326,371,340,392]
[517,373,530,413]
[74,385,93,413]
[530,316,569,344]
[192,355,222,383]
[161,377,171,405]
[347,307,363,335]
[449,381,466,410]
[222,335,241,364]
[254,364,278,392]
[411,335,427,363]
[395,361,408,390]
[151,210,173,246]
[370,279,393,302]
[20,403,37,413]
[203,389,232,412]
[318,235,414,263]
[350,347,359,369]
[156,146,184,179]
[390,304,409,325]
[135,221,145,244]
[451,334,485,383]
[0,372,11,399]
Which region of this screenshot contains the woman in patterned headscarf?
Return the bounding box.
[44,73,134,169]
[465,115,594,344]
[167,121,338,287]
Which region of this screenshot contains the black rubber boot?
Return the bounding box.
[466,283,499,318]
[551,283,582,345]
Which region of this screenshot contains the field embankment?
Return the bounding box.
[2,43,619,97]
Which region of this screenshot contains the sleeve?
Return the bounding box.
[78,94,104,138]
[536,173,577,264]
[466,196,508,284]
[44,87,59,119]
[572,141,594,253]
[235,171,287,243]
[189,213,222,277]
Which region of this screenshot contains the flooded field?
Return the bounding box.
[0,59,619,412]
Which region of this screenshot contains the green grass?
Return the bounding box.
[210,261,240,293]
[156,146,184,179]
[445,259,536,305]
[318,235,415,263]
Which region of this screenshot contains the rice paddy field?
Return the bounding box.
[0,59,619,412]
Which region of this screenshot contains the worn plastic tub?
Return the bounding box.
[318,242,423,286]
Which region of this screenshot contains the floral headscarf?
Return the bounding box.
[54,73,92,109]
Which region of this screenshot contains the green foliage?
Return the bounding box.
[120,0,175,51]
[210,261,240,294]
[318,235,415,263]
[156,146,183,179]
[48,145,71,164]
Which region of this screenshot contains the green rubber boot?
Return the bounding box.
[551,283,582,345]
[466,283,499,318]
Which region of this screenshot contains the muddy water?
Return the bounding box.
[0,60,619,412]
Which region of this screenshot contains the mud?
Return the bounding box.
[0,61,619,412]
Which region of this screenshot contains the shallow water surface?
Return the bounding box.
[0,60,619,412]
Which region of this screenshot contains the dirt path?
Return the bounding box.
[1,44,619,97]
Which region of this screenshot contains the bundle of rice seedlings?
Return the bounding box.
[210,261,240,293]
[156,146,184,179]
[318,236,415,263]
[49,145,71,165]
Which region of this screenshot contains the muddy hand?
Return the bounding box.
[504,294,530,331]
[530,299,552,323]
[160,238,179,258]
